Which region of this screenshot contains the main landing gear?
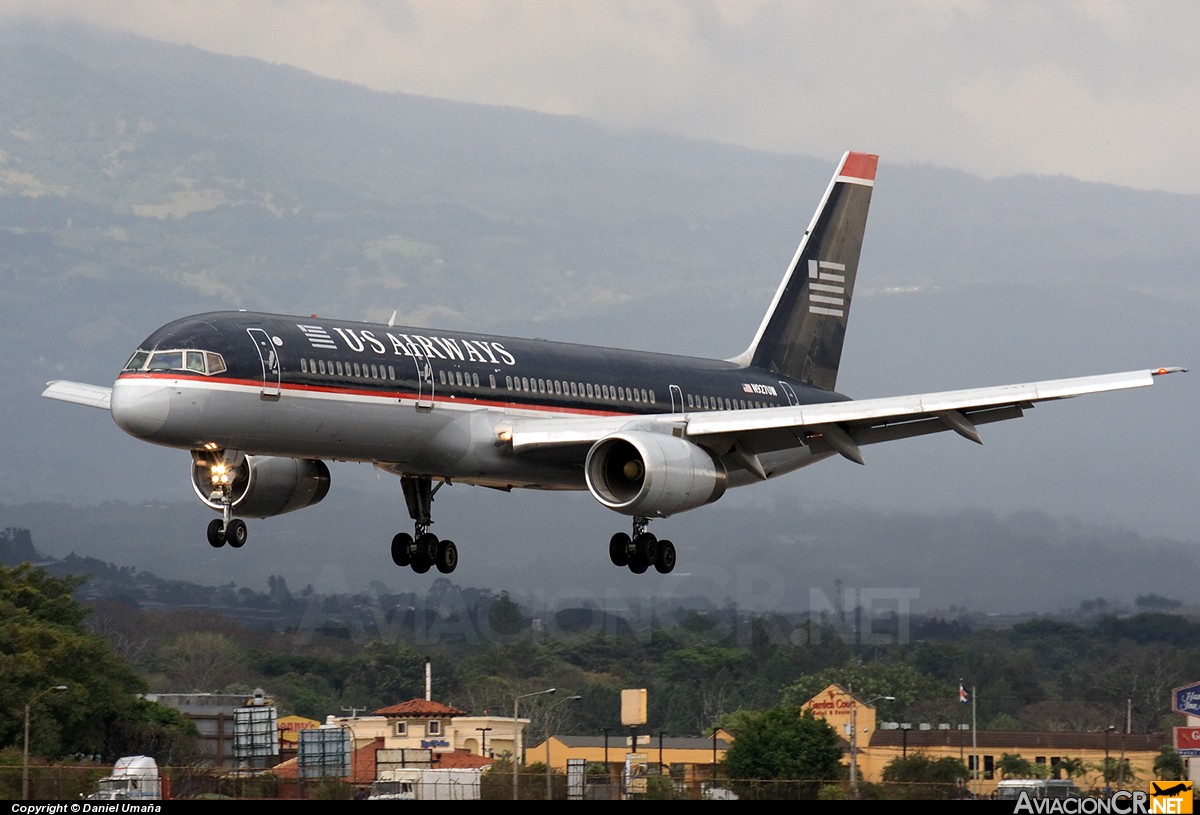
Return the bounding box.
[608,517,676,574]
[205,458,248,549]
[390,475,458,574]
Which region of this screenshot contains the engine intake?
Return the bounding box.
[585,431,726,517]
[190,455,331,518]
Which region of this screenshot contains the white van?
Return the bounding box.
[994,779,1083,800]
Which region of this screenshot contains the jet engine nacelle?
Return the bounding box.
[584,430,727,517]
[190,455,331,518]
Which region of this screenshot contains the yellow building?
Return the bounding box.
[802,683,1172,797]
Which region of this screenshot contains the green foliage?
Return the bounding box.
[1055,756,1087,779]
[642,773,675,799]
[780,661,946,722]
[881,754,970,799]
[0,562,194,760]
[997,752,1038,779]
[722,707,842,799]
[1152,746,1185,781]
[1092,757,1138,786]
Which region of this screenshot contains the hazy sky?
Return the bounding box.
[5,1,1200,194]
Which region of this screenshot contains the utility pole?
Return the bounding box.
[23,685,68,800]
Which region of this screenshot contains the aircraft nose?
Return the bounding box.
[110,378,171,438]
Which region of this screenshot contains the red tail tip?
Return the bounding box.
[842,152,879,181]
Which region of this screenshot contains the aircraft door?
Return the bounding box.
[779,381,799,406]
[247,328,281,399]
[414,355,435,410]
[670,384,684,414]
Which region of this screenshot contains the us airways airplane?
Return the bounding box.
[42,151,1184,577]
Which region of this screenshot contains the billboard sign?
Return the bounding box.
[1174,726,1200,758]
[1172,682,1200,717]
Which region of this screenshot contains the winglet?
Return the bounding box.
[1152,366,1187,375]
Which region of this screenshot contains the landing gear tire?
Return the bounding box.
[226,519,248,548]
[654,540,676,574]
[628,556,649,574]
[436,539,458,574]
[207,519,226,548]
[391,533,413,567]
[415,532,439,562]
[411,532,438,573]
[609,533,631,567]
[634,532,658,565]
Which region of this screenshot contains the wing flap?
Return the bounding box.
[683,369,1158,437]
[42,380,113,410]
[504,369,1178,463]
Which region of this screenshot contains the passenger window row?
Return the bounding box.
[301,358,399,381]
[297,357,773,411]
[504,375,656,406]
[687,393,771,411]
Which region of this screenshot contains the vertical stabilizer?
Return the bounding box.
[730,151,877,391]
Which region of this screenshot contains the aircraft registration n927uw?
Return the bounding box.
[42,151,1185,577]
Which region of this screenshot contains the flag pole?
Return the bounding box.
[972,685,978,797]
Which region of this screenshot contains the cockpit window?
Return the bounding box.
[124,351,150,371]
[147,351,184,371]
[205,352,227,375]
[124,349,227,375]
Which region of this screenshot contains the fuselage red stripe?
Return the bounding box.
[117,371,633,418]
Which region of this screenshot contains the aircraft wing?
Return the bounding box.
[509,367,1185,467]
[42,380,113,410]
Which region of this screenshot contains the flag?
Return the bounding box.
[959,683,969,704]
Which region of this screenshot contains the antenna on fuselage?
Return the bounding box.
[388,310,397,327]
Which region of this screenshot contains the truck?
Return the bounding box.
[86,755,165,800]
[367,768,482,800]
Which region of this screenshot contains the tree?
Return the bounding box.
[997,752,1040,779]
[1055,756,1087,781]
[1152,746,1185,781]
[881,754,969,799]
[0,563,194,762]
[722,706,842,799]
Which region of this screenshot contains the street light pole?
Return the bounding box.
[545,695,582,800]
[23,685,68,800]
[848,690,894,800]
[513,688,555,801]
[1103,725,1116,793]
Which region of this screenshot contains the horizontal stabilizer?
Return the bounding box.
[42,380,113,410]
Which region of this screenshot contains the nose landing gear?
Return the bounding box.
[609,517,676,574]
[204,455,248,548]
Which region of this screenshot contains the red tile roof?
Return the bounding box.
[434,749,494,770]
[373,699,466,717]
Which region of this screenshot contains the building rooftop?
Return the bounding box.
[374,699,466,718]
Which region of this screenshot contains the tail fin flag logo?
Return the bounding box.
[807,259,847,317]
[959,683,969,704]
[1149,781,1193,814]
